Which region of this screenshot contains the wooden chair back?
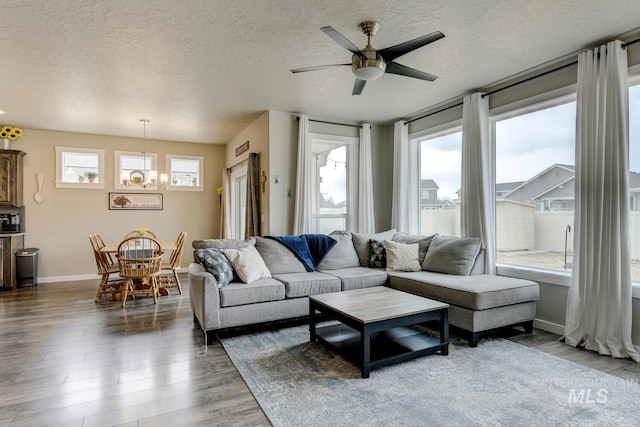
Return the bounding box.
[168,231,187,268]
[123,229,158,239]
[89,234,111,275]
[116,236,163,280]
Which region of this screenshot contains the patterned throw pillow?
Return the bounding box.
[194,248,234,288]
[369,240,386,268]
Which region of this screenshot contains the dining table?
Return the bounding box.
[100,240,177,254]
[100,239,178,300]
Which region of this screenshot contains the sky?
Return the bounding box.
[421,84,640,201]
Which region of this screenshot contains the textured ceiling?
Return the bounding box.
[2,0,640,144]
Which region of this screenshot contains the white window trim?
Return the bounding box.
[309,133,358,232]
[55,146,105,189]
[114,150,158,191]
[164,154,205,192]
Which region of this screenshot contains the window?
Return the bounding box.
[494,97,576,273]
[629,81,640,281]
[310,133,357,234]
[55,147,105,189]
[114,150,158,190]
[416,127,462,236]
[165,154,204,191]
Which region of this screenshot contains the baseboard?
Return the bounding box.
[533,318,565,335]
[37,274,98,284]
[37,271,188,285]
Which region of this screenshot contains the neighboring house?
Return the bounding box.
[502,164,575,211]
[496,182,524,198]
[420,179,455,210]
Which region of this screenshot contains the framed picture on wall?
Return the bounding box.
[109,193,163,210]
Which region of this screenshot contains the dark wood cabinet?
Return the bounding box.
[0,234,24,290]
[0,150,26,207]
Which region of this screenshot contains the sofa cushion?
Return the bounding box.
[192,237,255,250]
[352,229,396,267]
[254,236,307,274]
[272,272,341,298]
[384,240,421,272]
[219,278,285,307]
[321,267,388,291]
[392,232,437,264]
[223,246,271,283]
[422,235,481,276]
[388,271,539,310]
[368,240,386,268]
[317,231,360,270]
[193,248,234,287]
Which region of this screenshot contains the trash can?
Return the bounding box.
[16,247,39,288]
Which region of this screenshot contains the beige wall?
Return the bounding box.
[18,128,224,281]
[226,112,270,235]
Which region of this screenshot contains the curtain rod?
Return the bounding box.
[226,157,249,172]
[405,35,640,126]
[297,116,362,129]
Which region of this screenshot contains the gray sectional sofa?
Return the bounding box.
[188,230,539,346]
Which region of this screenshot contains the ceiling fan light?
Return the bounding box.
[352,58,386,81]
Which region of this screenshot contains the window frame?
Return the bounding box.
[309,132,358,233]
[411,120,462,236]
[55,146,105,189]
[164,154,205,192]
[113,150,159,191]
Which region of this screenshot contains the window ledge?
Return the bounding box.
[497,264,640,299]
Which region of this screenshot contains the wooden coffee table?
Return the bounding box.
[309,286,449,378]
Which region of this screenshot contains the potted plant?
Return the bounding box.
[84,171,98,183]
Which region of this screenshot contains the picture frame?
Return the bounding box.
[109,192,163,210]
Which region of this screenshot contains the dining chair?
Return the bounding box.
[89,234,123,303]
[123,228,158,239]
[158,231,187,294]
[117,236,163,308]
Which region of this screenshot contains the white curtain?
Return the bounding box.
[565,40,639,362]
[219,168,232,238]
[461,93,496,274]
[293,114,312,234]
[358,124,375,233]
[391,121,418,233]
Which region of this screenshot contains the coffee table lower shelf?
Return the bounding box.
[313,323,447,376]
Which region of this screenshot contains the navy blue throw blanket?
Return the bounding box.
[266,234,337,271]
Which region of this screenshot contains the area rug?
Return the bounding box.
[220,324,640,426]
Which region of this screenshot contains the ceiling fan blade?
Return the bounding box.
[321,26,365,58]
[378,31,445,62]
[352,78,366,95]
[385,62,438,82]
[290,63,350,73]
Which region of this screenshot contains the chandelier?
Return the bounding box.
[121,119,168,188]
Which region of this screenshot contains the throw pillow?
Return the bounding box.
[193,248,234,288]
[223,246,271,283]
[317,231,360,270]
[368,240,386,268]
[392,232,437,264]
[254,236,307,274]
[384,240,421,272]
[351,229,397,267]
[421,235,482,276]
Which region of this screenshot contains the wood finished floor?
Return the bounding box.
[1,278,639,426]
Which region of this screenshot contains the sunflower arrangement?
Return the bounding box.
[0,125,24,141]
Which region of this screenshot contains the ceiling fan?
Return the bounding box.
[291,21,445,95]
